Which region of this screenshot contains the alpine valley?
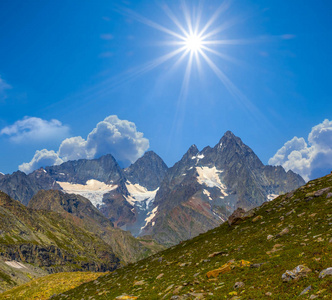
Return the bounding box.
[0,131,306,294]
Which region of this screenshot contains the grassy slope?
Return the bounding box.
[49,172,332,299]
[28,190,165,265]
[0,191,119,292]
[0,272,104,299]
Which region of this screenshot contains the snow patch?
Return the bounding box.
[125,181,158,207]
[203,189,212,201]
[57,180,118,207]
[191,154,204,160]
[5,261,27,269]
[196,166,228,197]
[141,206,158,230]
[267,193,278,201]
[42,169,47,173]
[211,210,225,221]
[0,172,4,175]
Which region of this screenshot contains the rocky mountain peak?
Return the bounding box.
[45,153,124,185]
[211,131,264,170]
[124,151,168,191]
[187,144,199,156]
[217,130,242,148]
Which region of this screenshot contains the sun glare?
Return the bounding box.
[184,34,203,52]
[116,0,249,103]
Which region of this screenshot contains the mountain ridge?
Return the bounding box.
[0,131,305,246]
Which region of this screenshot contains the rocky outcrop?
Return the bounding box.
[2,243,114,272]
[227,207,247,226]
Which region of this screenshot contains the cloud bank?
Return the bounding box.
[19,115,149,174]
[1,117,70,143]
[269,119,332,181]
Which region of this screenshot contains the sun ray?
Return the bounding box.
[162,4,188,37]
[198,0,232,38]
[169,49,191,72]
[181,0,194,36]
[193,0,203,34]
[200,16,246,40]
[203,38,254,45]
[115,6,186,41]
[200,45,245,66]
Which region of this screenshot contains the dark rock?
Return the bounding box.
[228,208,246,226]
[282,265,311,282]
[233,282,245,289]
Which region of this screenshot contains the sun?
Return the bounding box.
[184,34,203,52]
[116,1,247,101]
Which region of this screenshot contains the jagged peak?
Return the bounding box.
[126,150,168,170]
[139,151,165,163]
[187,144,199,156]
[224,130,236,138]
[218,130,238,144]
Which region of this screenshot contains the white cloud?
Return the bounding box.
[19,149,63,174]
[58,136,90,161]
[269,119,332,181]
[0,76,11,100]
[19,115,149,173]
[1,117,70,143]
[85,115,149,166]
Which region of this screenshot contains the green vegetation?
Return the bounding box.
[0,191,119,292]
[0,272,105,299]
[49,172,332,299]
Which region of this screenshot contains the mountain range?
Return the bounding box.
[3,168,331,299]
[0,131,304,247]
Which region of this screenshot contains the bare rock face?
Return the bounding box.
[45,154,124,184]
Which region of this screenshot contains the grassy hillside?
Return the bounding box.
[28,190,164,265]
[0,272,104,299]
[48,172,332,299]
[0,191,119,292]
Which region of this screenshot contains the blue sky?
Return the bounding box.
[0,0,331,181]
